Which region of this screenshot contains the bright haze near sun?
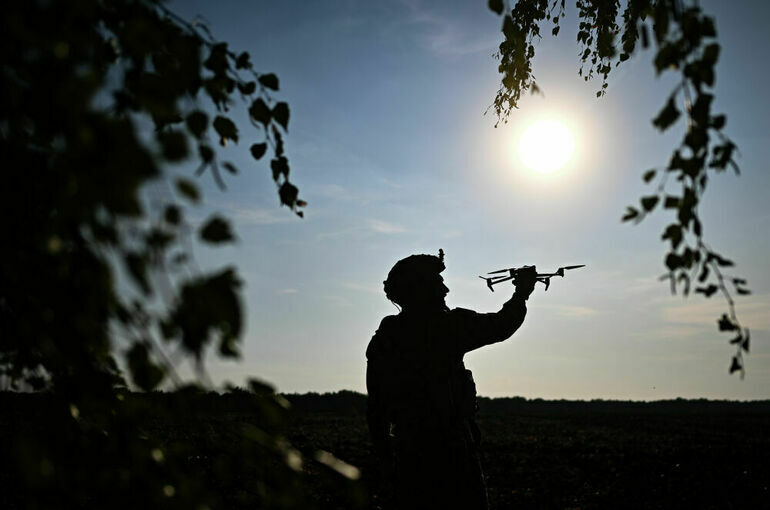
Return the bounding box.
[518,119,576,174]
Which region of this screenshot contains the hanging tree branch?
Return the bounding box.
[488,0,750,375]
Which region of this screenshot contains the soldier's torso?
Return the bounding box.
[369,309,478,434]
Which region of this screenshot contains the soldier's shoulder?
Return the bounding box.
[449,307,479,319]
[378,314,400,329]
[366,315,400,359]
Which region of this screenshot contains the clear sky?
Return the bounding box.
[169,0,770,400]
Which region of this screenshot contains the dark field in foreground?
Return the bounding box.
[287,394,770,509]
[3,392,769,509]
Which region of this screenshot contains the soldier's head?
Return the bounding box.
[383,249,449,311]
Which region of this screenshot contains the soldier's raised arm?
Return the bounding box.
[453,266,538,353]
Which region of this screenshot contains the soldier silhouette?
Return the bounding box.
[366,250,537,510]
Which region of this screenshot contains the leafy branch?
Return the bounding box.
[488,0,750,374]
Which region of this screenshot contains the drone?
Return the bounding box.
[479,265,585,292]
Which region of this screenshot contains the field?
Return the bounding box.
[3,392,769,509]
[286,394,770,509]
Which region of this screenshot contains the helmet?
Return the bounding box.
[383,249,445,307]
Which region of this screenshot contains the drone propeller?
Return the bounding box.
[478,276,498,291]
[561,265,586,270]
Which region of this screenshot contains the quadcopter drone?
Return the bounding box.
[479,264,585,292]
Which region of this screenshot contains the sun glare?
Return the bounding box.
[518,119,575,174]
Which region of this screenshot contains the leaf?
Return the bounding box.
[176,178,200,203]
[258,73,280,90]
[147,228,174,250]
[159,131,188,161]
[199,144,214,162]
[702,43,720,65]
[204,43,229,74]
[663,195,679,209]
[222,162,238,175]
[729,333,742,345]
[249,98,271,125]
[700,16,716,37]
[665,253,682,271]
[708,252,734,267]
[238,81,256,95]
[219,338,239,357]
[271,156,290,181]
[643,169,657,183]
[552,25,560,37]
[126,343,165,391]
[692,93,713,126]
[743,329,750,353]
[654,42,678,73]
[652,96,680,131]
[272,102,290,130]
[694,285,717,298]
[315,450,360,480]
[697,263,709,283]
[248,377,276,395]
[250,143,267,161]
[164,205,181,225]
[200,216,235,243]
[185,111,208,139]
[488,0,504,15]
[622,207,639,222]
[641,195,659,212]
[170,268,242,360]
[718,314,738,331]
[235,51,250,69]
[279,181,299,207]
[661,224,682,249]
[729,356,742,374]
[213,115,238,144]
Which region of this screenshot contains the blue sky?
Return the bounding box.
[169,0,770,400]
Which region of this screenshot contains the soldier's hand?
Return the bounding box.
[513,266,537,300]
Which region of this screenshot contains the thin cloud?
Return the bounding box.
[368,219,406,234]
[378,177,403,189]
[322,295,353,308]
[278,288,299,295]
[662,293,770,332]
[342,281,382,294]
[229,206,296,226]
[556,305,601,319]
[536,303,602,319]
[400,0,499,57]
[316,226,360,241]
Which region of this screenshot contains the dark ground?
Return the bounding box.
[3,392,769,509]
[286,394,770,509]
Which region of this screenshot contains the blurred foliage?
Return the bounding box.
[488,0,750,375]
[0,0,360,507]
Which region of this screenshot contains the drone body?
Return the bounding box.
[479,265,585,292]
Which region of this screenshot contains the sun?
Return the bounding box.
[518,119,576,174]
